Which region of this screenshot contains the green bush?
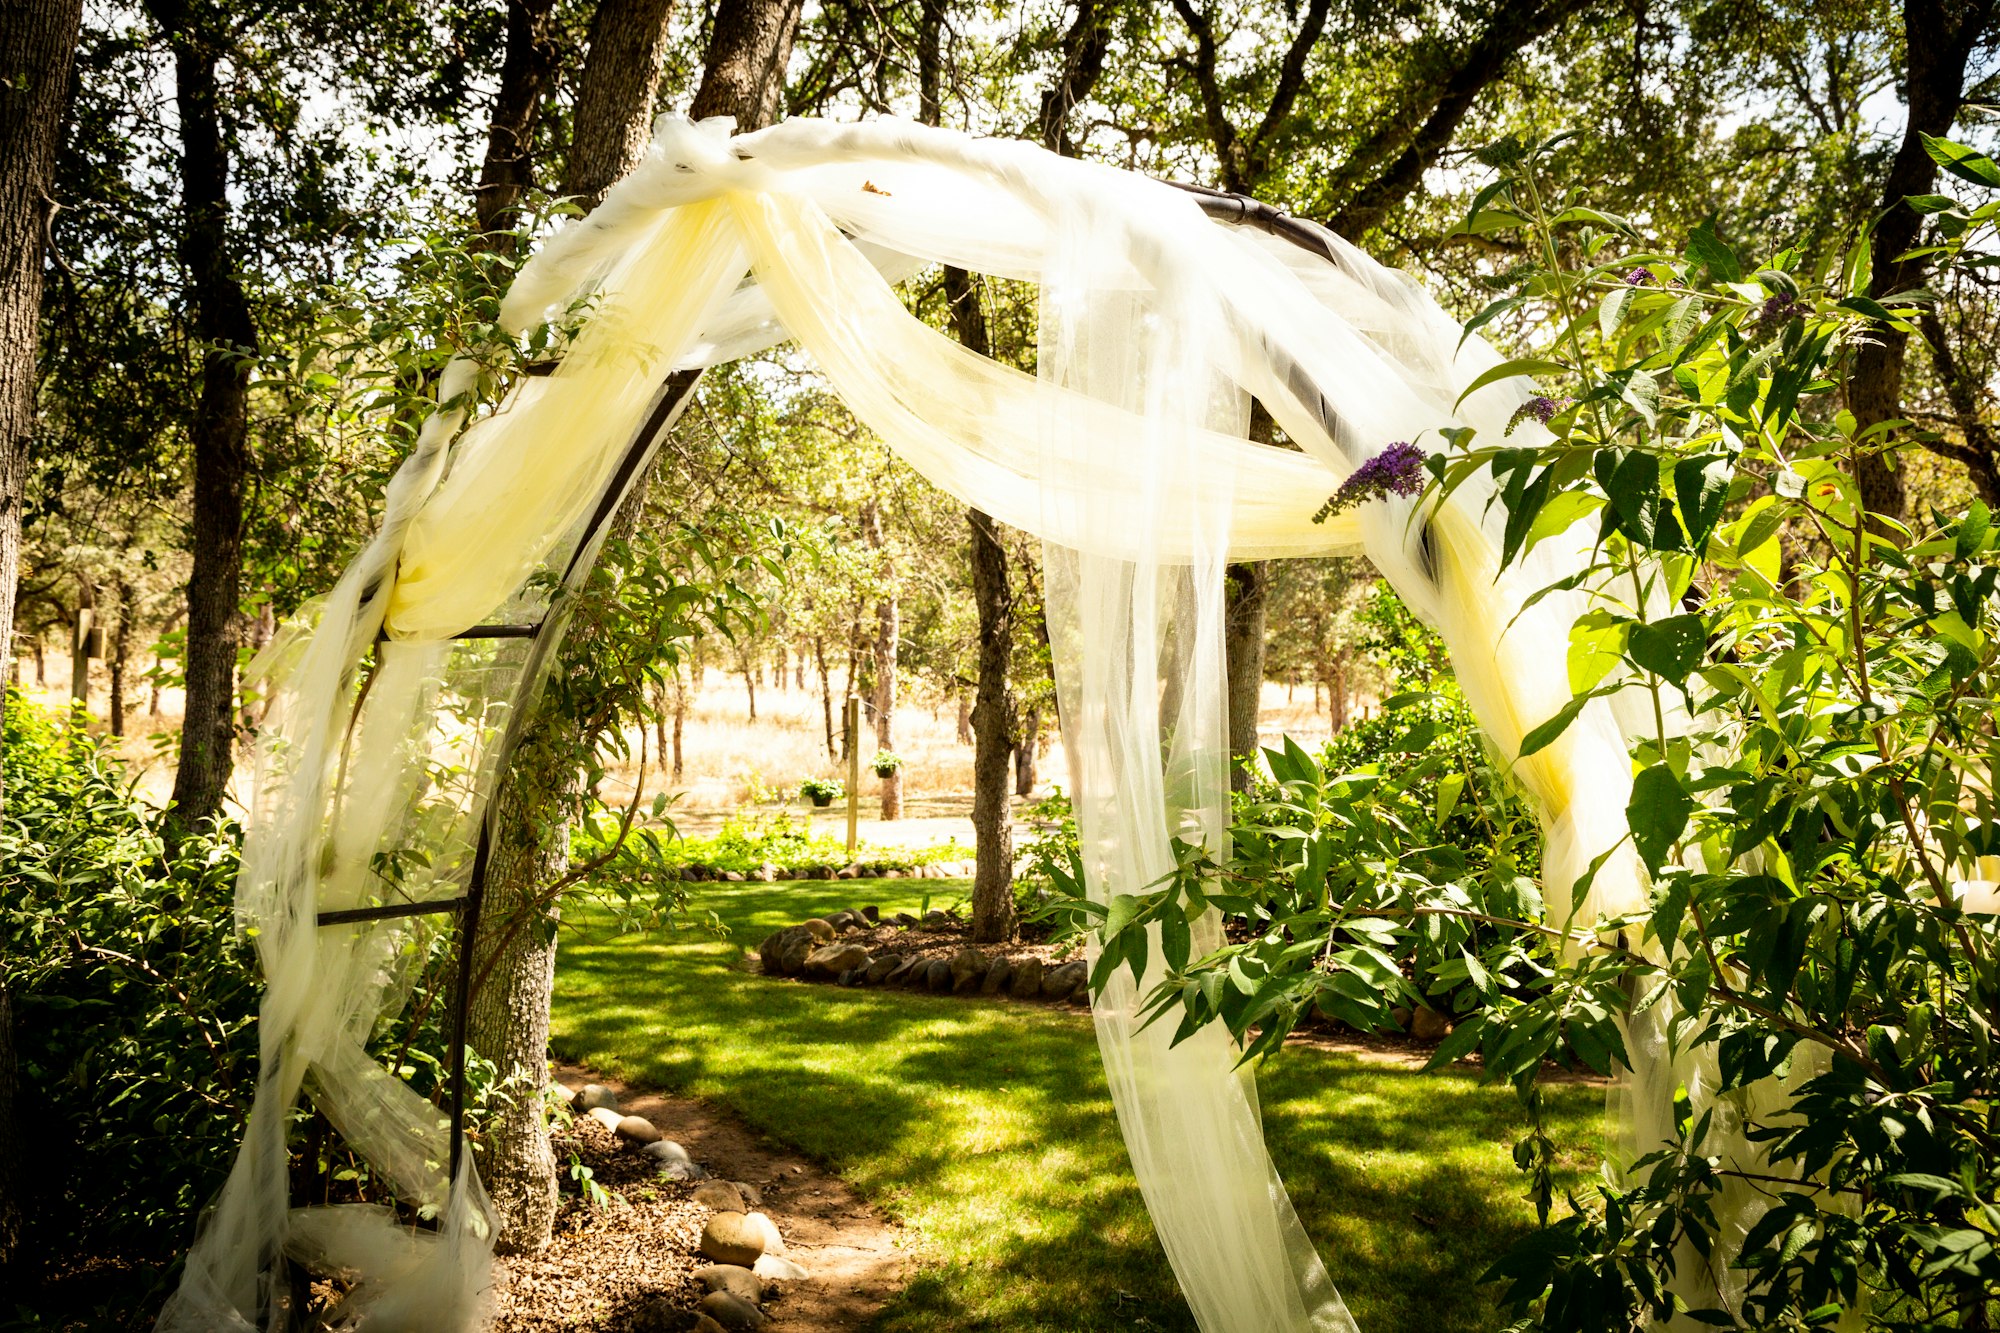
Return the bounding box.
[1,691,257,1259]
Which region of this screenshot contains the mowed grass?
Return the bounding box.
[550,879,1604,1332]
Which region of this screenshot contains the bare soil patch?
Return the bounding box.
[490,1067,907,1332]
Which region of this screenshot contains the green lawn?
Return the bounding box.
[550,879,1603,1331]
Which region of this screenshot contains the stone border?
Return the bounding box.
[756,907,1092,1007]
[671,860,977,884]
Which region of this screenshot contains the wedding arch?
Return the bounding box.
[157,114,1764,1332]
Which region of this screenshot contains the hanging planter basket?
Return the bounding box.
[800,779,843,808]
[872,750,903,780]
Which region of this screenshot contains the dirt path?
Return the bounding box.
[490,1067,908,1331]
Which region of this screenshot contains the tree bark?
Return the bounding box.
[1224,560,1268,790]
[860,499,901,819]
[155,0,259,837]
[1013,704,1039,799]
[475,0,563,240]
[466,725,565,1256]
[1849,0,1994,520]
[1323,0,1593,237]
[0,0,80,834]
[109,578,131,736]
[468,0,802,1255]
[563,0,677,208]
[687,0,802,125]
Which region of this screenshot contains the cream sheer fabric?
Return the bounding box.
[162,114,1734,1332]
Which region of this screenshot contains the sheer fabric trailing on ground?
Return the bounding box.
[165,113,1736,1331]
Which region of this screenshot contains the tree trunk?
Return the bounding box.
[466,726,567,1256]
[468,0,802,1254]
[970,505,1016,941]
[0,0,81,833]
[686,0,802,125]
[109,579,131,737]
[671,670,686,782]
[563,0,676,208]
[1224,560,1268,791]
[955,691,973,745]
[858,500,901,819]
[1013,705,1039,799]
[475,0,562,240]
[157,0,259,837]
[814,634,834,757]
[740,647,757,721]
[1848,0,1993,521]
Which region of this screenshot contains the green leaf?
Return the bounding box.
[1460,294,1527,349]
[1568,609,1631,693]
[1628,614,1708,685]
[1599,286,1633,339]
[1921,133,2000,189]
[1628,763,1694,871]
[1520,690,1597,758]
[1956,497,1991,560]
[1685,218,1742,282]
[1453,358,1573,411]
[1673,454,1731,550]
[1160,905,1191,972]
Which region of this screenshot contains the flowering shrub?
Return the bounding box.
[1054,132,2000,1328]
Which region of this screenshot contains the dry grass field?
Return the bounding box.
[14,651,1356,848]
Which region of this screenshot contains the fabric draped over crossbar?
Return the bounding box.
[161,114,1697,1332]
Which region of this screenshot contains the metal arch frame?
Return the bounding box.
[303,183,1356,1206]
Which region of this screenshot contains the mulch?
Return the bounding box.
[489,1067,907,1332]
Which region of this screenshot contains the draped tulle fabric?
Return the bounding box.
[162,114,1718,1332]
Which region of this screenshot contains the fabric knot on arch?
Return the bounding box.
[159,114,1690,1333]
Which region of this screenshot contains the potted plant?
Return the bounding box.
[799,777,844,808]
[871,750,903,779]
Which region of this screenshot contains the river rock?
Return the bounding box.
[863,955,900,984]
[1043,960,1088,1002]
[753,862,778,883]
[695,1263,764,1304]
[801,918,836,942]
[699,1291,766,1331]
[1411,1007,1452,1041]
[948,948,988,992]
[577,1084,620,1113]
[835,865,860,879]
[700,1211,766,1266]
[722,871,746,882]
[1389,1006,1413,1033]
[890,912,918,927]
[805,942,869,977]
[980,957,1015,995]
[860,904,880,922]
[586,1106,624,1132]
[693,1179,746,1212]
[743,1211,786,1254]
[615,1115,662,1144]
[693,1316,729,1333]
[734,1180,763,1207]
[1009,957,1045,1000]
[922,909,953,928]
[924,959,953,991]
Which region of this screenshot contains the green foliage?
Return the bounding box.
[871,749,904,777]
[576,809,970,887]
[798,777,846,805]
[1,692,257,1256]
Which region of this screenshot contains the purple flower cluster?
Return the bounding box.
[1313,441,1427,523]
[1623,266,1657,286]
[1759,291,1808,324]
[1526,394,1569,424]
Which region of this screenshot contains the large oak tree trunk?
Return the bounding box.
[469,0,799,1254]
[564,0,677,208]
[1848,0,1993,520]
[0,0,81,1278]
[0,0,81,807]
[156,0,259,837]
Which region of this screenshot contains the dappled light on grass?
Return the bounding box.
[551,880,1601,1332]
